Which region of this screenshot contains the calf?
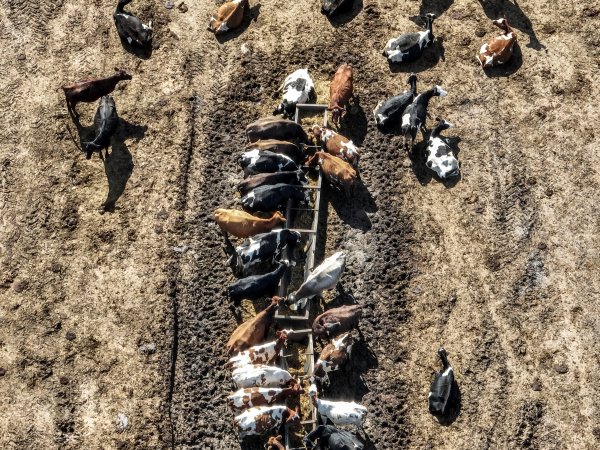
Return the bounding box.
[230,229,302,277]
[309,384,367,430]
[383,13,436,63]
[245,139,304,164]
[228,383,302,411]
[321,0,353,17]
[113,0,152,48]
[314,333,353,381]
[329,63,354,126]
[208,0,248,35]
[401,85,447,150]
[425,119,459,179]
[237,170,306,197]
[227,330,289,370]
[313,304,362,338]
[373,73,417,129]
[273,68,316,119]
[84,96,119,159]
[227,297,282,355]
[266,435,285,450]
[239,150,299,177]
[228,260,290,302]
[241,183,307,213]
[310,126,361,166]
[214,209,285,239]
[62,69,132,111]
[288,252,346,311]
[306,152,357,194]
[304,425,364,450]
[479,17,517,68]
[234,405,300,439]
[232,364,294,388]
[428,347,455,417]
[246,117,308,143]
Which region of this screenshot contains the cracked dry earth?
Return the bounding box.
[1,0,600,449]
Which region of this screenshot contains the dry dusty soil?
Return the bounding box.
[1,0,600,449]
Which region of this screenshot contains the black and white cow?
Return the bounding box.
[113,0,152,48]
[239,150,299,178]
[245,140,305,164]
[241,183,308,213]
[237,170,307,197]
[373,73,418,130]
[229,229,302,277]
[425,119,459,179]
[383,14,436,63]
[228,260,290,302]
[428,347,455,417]
[304,425,364,450]
[321,0,354,17]
[273,69,316,119]
[401,85,447,150]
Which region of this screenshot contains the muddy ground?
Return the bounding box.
[1,0,599,449]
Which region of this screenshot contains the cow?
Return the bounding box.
[228,260,290,302]
[266,435,286,450]
[237,170,307,197]
[304,425,365,450]
[309,384,367,430]
[241,183,307,213]
[84,96,119,159]
[309,126,361,166]
[314,333,353,381]
[479,17,517,69]
[62,69,132,112]
[429,347,455,417]
[227,297,282,355]
[245,139,304,164]
[214,209,286,239]
[373,73,418,130]
[305,152,357,195]
[208,0,248,35]
[401,85,447,150]
[228,383,303,411]
[227,330,290,370]
[239,150,299,178]
[329,64,354,126]
[234,405,300,439]
[383,13,436,63]
[273,68,316,119]
[246,117,308,143]
[229,229,302,277]
[113,0,152,48]
[425,119,459,179]
[313,304,362,338]
[232,364,294,388]
[321,0,353,17]
[287,252,346,311]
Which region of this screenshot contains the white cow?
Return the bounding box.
[232,364,293,389]
[309,383,367,430]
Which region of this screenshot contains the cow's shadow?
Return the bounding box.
[325,0,363,28]
[118,38,152,60]
[413,0,454,18]
[408,133,461,188]
[340,96,368,146]
[433,379,461,426]
[215,4,261,44]
[386,36,445,74]
[482,42,523,77]
[328,178,377,231]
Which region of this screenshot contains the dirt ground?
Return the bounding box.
[1,0,599,449]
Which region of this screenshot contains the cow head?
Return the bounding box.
[114,68,132,80]
[330,105,345,126]
[309,126,324,145]
[492,16,512,34]
[433,85,448,97]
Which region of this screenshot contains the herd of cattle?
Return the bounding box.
[54,0,522,447]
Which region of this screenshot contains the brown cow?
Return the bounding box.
[246,117,308,143]
[310,126,361,166]
[214,209,285,238]
[62,69,132,111]
[208,0,248,35]
[313,304,362,338]
[227,296,282,355]
[479,17,517,69]
[313,333,353,381]
[306,151,357,194]
[266,435,286,450]
[329,63,354,126]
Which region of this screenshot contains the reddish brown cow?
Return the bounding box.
[214,209,285,238]
[310,126,361,166]
[62,69,132,110]
[328,63,354,126]
[208,0,248,35]
[306,151,357,194]
[313,304,362,338]
[227,297,282,355]
[479,17,518,69]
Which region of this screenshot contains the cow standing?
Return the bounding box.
[309,384,367,430]
[214,209,286,239]
[246,117,308,143]
[245,139,304,164]
[84,96,119,159]
[113,0,152,48]
[373,73,418,130]
[310,126,361,166]
[428,347,456,417]
[306,152,357,195]
[314,333,353,381]
[237,170,306,197]
[329,64,354,126]
[228,260,290,302]
[62,69,132,112]
[401,85,447,150]
[234,405,300,439]
[232,364,294,388]
[304,425,365,450]
[227,296,281,355]
[313,304,362,338]
[227,330,289,370]
[240,150,299,177]
[228,384,302,411]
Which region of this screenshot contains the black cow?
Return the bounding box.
[428,347,455,416]
[246,117,308,143]
[85,96,119,159]
[239,150,299,178]
[237,170,307,197]
[113,0,152,48]
[321,0,354,17]
[304,425,364,450]
[241,183,308,213]
[373,73,417,130]
[401,85,447,150]
[228,260,290,302]
[229,229,302,277]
